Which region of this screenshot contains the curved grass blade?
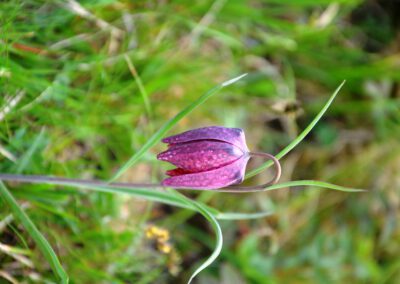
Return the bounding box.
[169,191,223,284]
[0,174,274,220]
[246,80,346,178]
[215,179,364,193]
[0,182,69,284]
[4,177,225,284]
[110,73,248,182]
[187,202,222,284]
[263,180,365,192]
[60,185,276,220]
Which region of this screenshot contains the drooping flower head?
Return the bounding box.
[157,126,251,189]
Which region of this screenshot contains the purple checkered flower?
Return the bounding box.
[157,126,251,189]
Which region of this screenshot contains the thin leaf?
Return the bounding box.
[216,211,273,220]
[15,128,46,174]
[110,73,248,182]
[0,182,69,284]
[169,191,223,284]
[124,55,152,117]
[262,180,365,192]
[246,80,346,178]
[0,174,273,220]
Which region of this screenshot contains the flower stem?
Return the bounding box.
[0,174,163,189]
[0,152,281,193]
[215,152,282,192]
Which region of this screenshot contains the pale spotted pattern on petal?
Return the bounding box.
[157,140,244,172]
[162,126,249,152]
[161,155,250,189]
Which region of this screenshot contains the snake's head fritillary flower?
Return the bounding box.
[157,126,251,189]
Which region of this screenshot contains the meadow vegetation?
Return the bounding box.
[1,0,400,283]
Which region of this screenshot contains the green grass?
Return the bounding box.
[0,181,68,283]
[0,79,360,284]
[1,0,400,283]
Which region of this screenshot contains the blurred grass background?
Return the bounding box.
[1,0,400,283]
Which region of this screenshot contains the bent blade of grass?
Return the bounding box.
[246,80,346,178]
[0,174,274,219]
[93,186,222,216]
[0,182,69,284]
[262,180,365,192]
[188,202,222,284]
[169,190,222,284]
[61,184,276,220]
[110,73,248,182]
[2,177,225,283]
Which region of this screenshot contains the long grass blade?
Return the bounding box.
[0,174,275,219]
[215,211,273,220]
[263,180,365,192]
[0,182,69,284]
[246,80,346,178]
[169,191,223,284]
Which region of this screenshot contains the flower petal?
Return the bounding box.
[162,126,249,152]
[157,140,243,172]
[161,156,250,189]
